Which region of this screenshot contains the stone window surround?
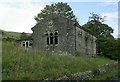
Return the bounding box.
[21,41,31,48]
[44,31,59,46]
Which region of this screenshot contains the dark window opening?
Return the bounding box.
[46,33,49,45]
[22,41,31,48]
[23,43,25,47]
[50,37,53,44]
[50,33,53,36]
[50,33,53,44]
[29,43,32,46]
[54,32,58,44]
[47,37,49,45]
[55,36,58,44]
[45,32,58,45]
[26,42,29,47]
[55,32,58,35]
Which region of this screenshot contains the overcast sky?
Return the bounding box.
[0,0,119,38]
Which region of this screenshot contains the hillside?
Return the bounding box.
[2,41,117,80]
[1,30,31,40]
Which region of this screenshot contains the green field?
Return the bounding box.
[2,30,31,39]
[2,41,117,80]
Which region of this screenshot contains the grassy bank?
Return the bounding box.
[2,31,31,40]
[92,69,120,80]
[2,42,116,80]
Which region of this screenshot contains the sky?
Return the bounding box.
[0,0,119,38]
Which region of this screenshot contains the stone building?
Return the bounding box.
[31,14,97,56]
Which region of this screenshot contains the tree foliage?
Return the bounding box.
[82,13,113,38]
[98,36,119,60]
[88,12,106,22]
[20,32,28,40]
[35,2,76,23]
[82,13,118,60]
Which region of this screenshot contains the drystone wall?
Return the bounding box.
[44,62,118,81]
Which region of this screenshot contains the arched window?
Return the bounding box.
[50,33,53,44]
[54,32,58,44]
[45,31,58,45]
[21,41,30,48]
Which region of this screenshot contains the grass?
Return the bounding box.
[2,41,117,80]
[92,69,120,80]
[2,31,31,39]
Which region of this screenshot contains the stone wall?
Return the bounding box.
[32,13,97,56]
[44,62,118,81]
[75,26,97,56]
[32,14,76,55]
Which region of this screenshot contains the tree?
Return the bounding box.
[88,12,106,22]
[82,13,113,38]
[34,2,76,23]
[82,13,117,59]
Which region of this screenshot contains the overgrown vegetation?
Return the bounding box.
[92,69,120,80]
[2,30,31,41]
[3,41,116,80]
[2,2,119,80]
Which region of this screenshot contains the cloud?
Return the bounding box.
[101,12,118,19]
[96,0,118,8]
[101,12,118,38]
[98,2,117,7]
[0,0,118,39]
[0,0,49,33]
